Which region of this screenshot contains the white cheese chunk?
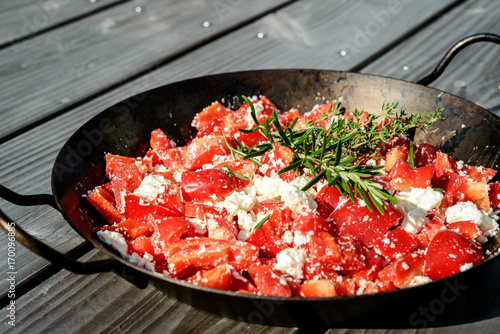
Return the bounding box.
[252,175,317,214]
[128,252,155,272]
[97,230,128,258]
[394,187,443,214]
[401,208,429,235]
[274,248,307,279]
[133,174,170,202]
[445,201,499,237]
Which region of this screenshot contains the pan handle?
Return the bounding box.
[416,33,500,86]
[0,184,116,274]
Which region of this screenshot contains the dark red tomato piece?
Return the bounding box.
[363,280,396,295]
[155,182,185,216]
[489,182,500,211]
[206,217,238,241]
[330,197,401,247]
[461,164,497,183]
[299,280,337,298]
[143,148,162,169]
[121,193,182,220]
[184,202,228,220]
[372,227,417,260]
[348,247,383,287]
[233,127,268,147]
[278,108,300,127]
[432,151,457,179]
[110,163,143,211]
[181,169,236,202]
[414,143,438,167]
[150,128,174,153]
[158,147,186,171]
[213,159,258,190]
[332,276,357,296]
[116,218,153,240]
[185,264,234,290]
[290,208,333,235]
[230,271,259,294]
[87,186,124,224]
[455,176,490,212]
[432,170,462,206]
[335,235,366,271]
[315,185,344,218]
[307,231,342,271]
[390,160,434,191]
[415,217,445,249]
[303,257,339,281]
[260,200,292,237]
[424,230,483,280]
[247,264,292,297]
[262,142,296,181]
[128,235,166,264]
[385,145,408,172]
[183,135,230,171]
[246,224,289,258]
[192,101,232,134]
[151,216,197,253]
[105,154,140,180]
[378,251,425,288]
[446,220,482,240]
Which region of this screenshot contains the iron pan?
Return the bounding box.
[49,68,500,327]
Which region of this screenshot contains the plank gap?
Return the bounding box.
[0,0,132,51]
[350,0,468,74]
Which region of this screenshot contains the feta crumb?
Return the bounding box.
[97,230,128,258]
[445,201,498,237]
[401,208,429,235]
[394,187,443,213]
[274,248,307,279]
[133,174,170,202]
[460,262,473,272]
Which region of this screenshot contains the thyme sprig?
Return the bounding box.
[230,96,444,214]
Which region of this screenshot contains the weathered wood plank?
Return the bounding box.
[0,0,125,48]
[360,0,500,116]
[0,250,300,334]
[0,0,460,304]
[0,0,293,141]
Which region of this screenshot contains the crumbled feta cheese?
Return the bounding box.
[293,231,308,248]
[460,262,473,272]
[274,248,307,279]
[408,275,432,287]
[97,230,128,258]
[128,252,155,272]
[445,201,498,237]
[401,208,429,235]
[281,230,294,245]
[252,175,317,214]
[154,164,168,172]
[394,187,443,213]
[216,191,258,217]
[133,174,170,202]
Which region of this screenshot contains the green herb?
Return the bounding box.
[408,140,415,169]
[252,214,271,233]
[222,164,250,181]
[231,97,444,214]
[434,188,445,193]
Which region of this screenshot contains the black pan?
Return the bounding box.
[2,34,500,328]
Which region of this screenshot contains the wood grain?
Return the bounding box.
[360,0,500,115]
[0,250,300,334]
[0,0,125,48]
[0,0,293,141]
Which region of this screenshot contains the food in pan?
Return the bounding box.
[88,96,499,297]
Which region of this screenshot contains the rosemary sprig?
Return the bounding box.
[230,96,443,214]
[222,164,250,181]
[252,214,271,233]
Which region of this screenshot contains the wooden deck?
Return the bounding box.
[1,0,499,332]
